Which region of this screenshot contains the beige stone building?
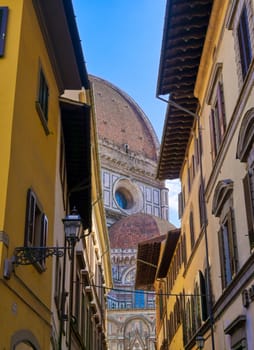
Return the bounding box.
[90,75,175,350]
[137,0,254,349]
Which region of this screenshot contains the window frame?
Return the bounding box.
[242,168,254,250]
[209,81,226,161]
[0,7,8,57]
[24,188,48,271]
[226,0,254,86]
[212,180,238,290]
[36,65,50,135]
[237,4,252,80]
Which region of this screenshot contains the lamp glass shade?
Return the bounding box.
[63,209,82,240]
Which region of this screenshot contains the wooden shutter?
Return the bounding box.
[199,270,208,321]
[209,111,216,161]
[217,82,226,139]
[24,189,36,246]
[237,5,252,79]
[41,214,48,247]
[243,172,254,249]
[178,192,183,219]
[190,211,195,249]
[227,208,238,276]
[0,7,8,56]
[218,228,226,289]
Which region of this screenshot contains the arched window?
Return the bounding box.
[11,331,40,350]
[237,108,254,250]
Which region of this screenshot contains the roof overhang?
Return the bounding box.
[156,0,213,180]
[135,235,166,291]
[156,229,180,278]
[33,0,89,92]
[135,229,181,289]
[60,98,91,232]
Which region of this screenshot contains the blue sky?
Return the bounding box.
[72,0,180,227]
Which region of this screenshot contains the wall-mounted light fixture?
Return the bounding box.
[196,335,205,349]
[4,207,83,278]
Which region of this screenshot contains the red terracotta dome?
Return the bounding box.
[90,75,159,161]
[109,213,175,249]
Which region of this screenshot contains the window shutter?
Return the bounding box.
[227,208,238,275]
[182,234,187,267]
[217,82,226,139]
[190,211,195,249]
[178,192,183,219]
[0,7,8,57]
[195,138,200,167]
[25,189,36,246]
[218,228,226,289]
[198,270,208,321]
[41,214,48,247]
[243,172,254,249]
[237,5,252,79]
[209,111,216,161]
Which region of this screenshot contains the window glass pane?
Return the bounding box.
[115,190,128,209]
[237,5,252,79]
[0,7,8,56]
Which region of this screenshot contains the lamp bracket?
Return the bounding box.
[14,246,65,266]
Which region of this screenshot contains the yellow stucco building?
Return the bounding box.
[0,1,111,349]
[138,0,254,349]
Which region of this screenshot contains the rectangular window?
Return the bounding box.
[218,209,238,289]
[243,171,254,249]
[0,7,8,56]
[36,67,49,134]
[237,5,252,79]
[24,188,48,270]
[209,82,226,161]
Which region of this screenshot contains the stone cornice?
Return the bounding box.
[99,139,163,186]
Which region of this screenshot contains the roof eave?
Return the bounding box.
[33,0,89,92]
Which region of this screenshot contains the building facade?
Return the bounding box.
[90,76,174,350]
[0,2,111,349]
[141,0,254,349]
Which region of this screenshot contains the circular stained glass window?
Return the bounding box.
[113,178,143,214]
[115,190,128,209]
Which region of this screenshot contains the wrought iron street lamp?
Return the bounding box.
[10,207,83,268]
[62,207,83,243]
[196,335,205,349]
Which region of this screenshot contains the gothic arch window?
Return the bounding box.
[123,266,136,285]
[237,108,254,250]
[212,180,238,289]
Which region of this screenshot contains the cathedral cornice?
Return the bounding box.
[99,139,161,184]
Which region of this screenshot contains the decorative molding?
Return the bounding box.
[206,63,223,105]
